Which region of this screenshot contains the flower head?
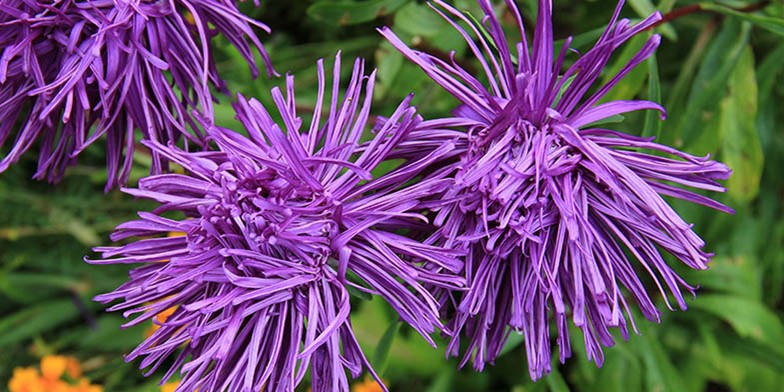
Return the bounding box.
[381,0,732,379]
[0,0,274,189]
[351,376,387,392]
[8,355,101,392]
[91,54,462,392]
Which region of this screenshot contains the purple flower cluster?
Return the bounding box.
[4,0,729,390]
[0,0,273,188]
[381,0,732,380]
[90,55,463,392]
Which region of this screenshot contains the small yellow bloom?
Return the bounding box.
[7,356,101,392]
[65,357,82,379]
[72,378,103,392]
[145,305,179,338]
[8,367,43,392]
[351,377,387,392]
[40,355,69,381]
[161,381,180,392]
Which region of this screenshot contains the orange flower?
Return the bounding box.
[40,355,68,381]
[161,381,180,392]
[7,355,101,392]
[8,367,43,392]
[72,378,103,392]
[64,357,82,379]
[351,377,387,392]
[145,305,179,338]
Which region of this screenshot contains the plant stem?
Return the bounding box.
[648,0,770,30]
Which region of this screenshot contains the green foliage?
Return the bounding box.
[2,0,784,391]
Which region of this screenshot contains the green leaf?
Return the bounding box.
[545,366,571,392]
[634,331,689,392]
[663,20,717,142]
[345,269,374,301]
[584,114,626,128]
[307,0,407,25]
[499,331,524,357]
[691,294,784,346]
[0,299,80,347]
[590,346,643,392]
[425,370,453,392]
[599,34,650,103]
[351,299,446,379]
[684,256,761,301]
[756,42,784,110]
[0,272,84,304]
[346,284,373,301]
[394,2,448,38]
[553,74,577,108]
[72,315,146,352]
[700,3,784,37]
[658,0,677,13]
[628,0,677,40]
[642,51,662,139]
[720,46,763,201]
[719,329,784,374]
[674,19,750,150]
[375,42,404,100]
[372,320,400,373]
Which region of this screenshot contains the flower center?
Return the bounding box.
[195,169,341,268]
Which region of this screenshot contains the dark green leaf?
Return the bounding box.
[372,320,400,373]
[642,51,662,139]
[0,299,80,347]
[307,0,407,25]
[691,294,784,346]
[674,20,750,150]
[700,3,784,37]
[720,46,763,201]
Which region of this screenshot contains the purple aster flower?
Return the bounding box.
[89,55,464,392]
[380,0,733,379]
[0,0,274,189]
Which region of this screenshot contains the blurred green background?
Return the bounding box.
[2,0,783,391]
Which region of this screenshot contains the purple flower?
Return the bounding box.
[89,55,463,392]
[0,0,274,189]
[380,0,733,379]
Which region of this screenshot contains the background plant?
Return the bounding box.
[1,0,783,391]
